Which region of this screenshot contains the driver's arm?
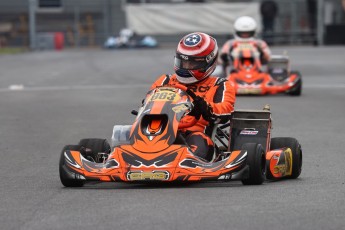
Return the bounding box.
[257,40,271,64]
[208,79,236,123]
[218,40,232,66]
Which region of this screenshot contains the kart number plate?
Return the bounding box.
[150,90,180,102]
[238,43,254,50]
[237,88,262,94]
[127,171,169,181]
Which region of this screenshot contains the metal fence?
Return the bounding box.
[0,0,122,49]
[0,0,343,49]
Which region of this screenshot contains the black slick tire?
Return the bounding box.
[288,71,302,96]
[241,143,266,185]
[59,145,85,187]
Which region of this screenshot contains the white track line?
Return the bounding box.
[0,83,345,93]
[0,84,151,92]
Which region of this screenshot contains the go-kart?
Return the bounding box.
[59,85,302,187]
[104,28,158,49]
[104,35,158,49]
[225,41,302,96]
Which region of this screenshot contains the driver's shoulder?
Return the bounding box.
[255,39,269,46]
[151,74,173,89]
[190,77,227,94]
[207,76,228,86]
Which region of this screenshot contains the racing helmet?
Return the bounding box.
[174,32,218,84]
[234,16,257,40]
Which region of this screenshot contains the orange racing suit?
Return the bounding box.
[219,39,271,65]
[150,74,236,161]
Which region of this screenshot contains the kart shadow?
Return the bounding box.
[236,94,300,98]
[74,181,247,190]
[61,178,303,190]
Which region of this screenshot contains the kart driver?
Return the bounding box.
[150,32,236,162]
[219,16,271,68]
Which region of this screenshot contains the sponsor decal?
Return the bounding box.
[172,104,189,113]
[272,68,284,74]
[273,165,287,175]
[206,51,216,63]
[218,174,231,180]
[284,148,293,176]
[188,85,210,93]
[127,171,169,181]
[272,148,293,176]
[240,130,258,135]
[180,54,188,60]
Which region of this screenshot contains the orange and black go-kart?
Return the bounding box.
[59,85,302,187]
[226,41,302,96]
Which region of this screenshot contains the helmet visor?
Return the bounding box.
[236,31,255,39]
[174,51,217,70]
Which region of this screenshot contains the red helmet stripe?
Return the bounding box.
[175,32,218,84]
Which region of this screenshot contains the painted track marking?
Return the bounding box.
[1,83,345,93]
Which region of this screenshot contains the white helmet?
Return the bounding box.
[234,16,257,40]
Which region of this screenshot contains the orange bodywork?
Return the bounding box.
[64,145,246,182]
[265,148,293,179]
[229,71,298,95]
[228,42,299,95]
[62,86,248,183]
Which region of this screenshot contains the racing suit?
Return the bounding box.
[150,74,236,161]
[219,39,271,66]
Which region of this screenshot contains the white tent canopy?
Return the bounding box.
[126,3,261,35]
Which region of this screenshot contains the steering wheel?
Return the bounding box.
[174,84,199,129]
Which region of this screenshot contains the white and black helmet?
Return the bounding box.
[234,16,257,40]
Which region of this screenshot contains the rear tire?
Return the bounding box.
[270,137,302,179]
[288,71,302,96]
[59,145,85,187]
[241,143,266,185]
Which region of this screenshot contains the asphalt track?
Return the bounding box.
[0,46,345,230]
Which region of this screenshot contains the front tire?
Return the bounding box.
[241,143,266,185]
[78,138,111,162]
[270,137,302,179]
[59,145,85,187]
[288,71,302,96]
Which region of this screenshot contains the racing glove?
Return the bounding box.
[189,96,214,122]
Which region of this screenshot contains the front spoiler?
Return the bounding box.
[232,73,301,95]
[236,81,298,95]
[61,146,249,183]
[61,164,250,183]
